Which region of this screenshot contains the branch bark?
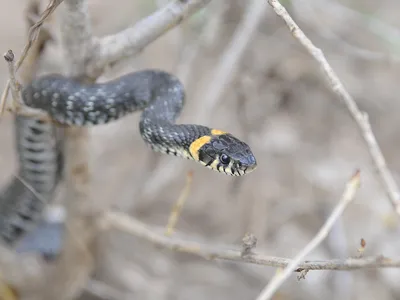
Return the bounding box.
[0,0,64,118]
[41,1,95,299]
[104,208,400,272]
[88,0,212,78]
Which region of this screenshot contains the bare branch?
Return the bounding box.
[0,0,64,118]
[255,170,361,300]
[89,0,212,77]
[104,207,400,272]
[41,1,95,300]
[267,0,400,216]
[59,0,94,77]
[3,50,20,109]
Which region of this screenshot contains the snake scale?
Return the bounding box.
[0,69,257,248]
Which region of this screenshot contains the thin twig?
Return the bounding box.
[165,171,193,236]
[3,50,20,105]
[195,0,267,123]
[255,170,361,300]
[176,1,228,87]
[16,0,63,71]
[14,174,47,206]
[0,84,10,118]
[0,0,64,118]
[267,0,400,216]
[290,0,400,64]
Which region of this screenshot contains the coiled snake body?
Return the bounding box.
[0,70,257,246]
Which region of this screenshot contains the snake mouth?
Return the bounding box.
[240,164,257,176]
[220,162,257,176]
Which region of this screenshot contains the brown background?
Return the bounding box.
[1,1,400,299]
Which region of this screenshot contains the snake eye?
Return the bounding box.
[220,154,230,165]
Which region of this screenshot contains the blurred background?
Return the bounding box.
[1,0,400,299]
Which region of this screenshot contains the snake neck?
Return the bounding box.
[139,118,212,159]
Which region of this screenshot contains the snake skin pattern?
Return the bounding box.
[0,69,256,248]
[0,116,63,244]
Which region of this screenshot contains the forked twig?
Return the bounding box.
[255,170,361,300]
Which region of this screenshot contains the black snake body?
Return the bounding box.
[0,116,63,244]
[0,70,257,247]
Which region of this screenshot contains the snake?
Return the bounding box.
[0,69,257,248]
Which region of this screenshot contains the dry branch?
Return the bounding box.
[39,1,95,299]
[267,0,400,216]
[0,0,64,118]
[255,170,361,300]
[104,206,400,272]
[89,0,213,77]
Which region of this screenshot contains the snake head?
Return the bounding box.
[197,133,257,176]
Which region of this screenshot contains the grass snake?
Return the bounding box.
[0,69,257,250]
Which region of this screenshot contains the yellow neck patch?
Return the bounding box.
[189,135,211,161]
[211,129,226,136]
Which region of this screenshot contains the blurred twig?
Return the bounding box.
[291,0,400,63]
[165,171,193,237]
[0,0,64,118]
[195,0,267,123]
[3,50,20,108]
[255,170,361,300]
[326,0,400,51]
[176,1,228,86]
[267,0,400,216]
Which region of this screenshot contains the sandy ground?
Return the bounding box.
[1,1,400,299]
